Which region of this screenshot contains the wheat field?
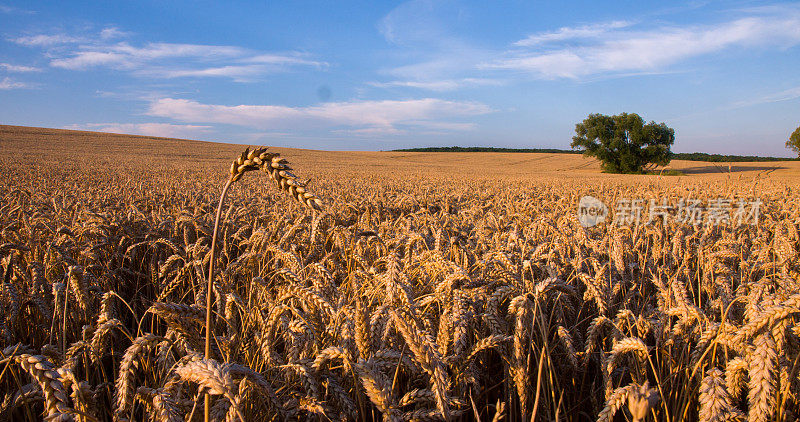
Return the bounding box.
[1,125,799,421]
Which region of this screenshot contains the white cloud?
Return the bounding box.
[62,122,213,138]
[0,4,34,14]
[733,86,800,108]
[379,0,453,46]
[370,80,461,91]
[385,58,465,83]
[247,53,325,67]
[334,126,406,136]
[11,34,82,46]
[147,57,326,82]
[99,27,129,40]
[51,51,127,69]
[377,3,800,85]
[147,97,491,134]
[403,120,477,131]
[757,86,800,103]
[47,41,325,79]
[0,63,41,72]
[376,0,499,92]
[151,65,267,80]
[486,10,800,79]
[49,42,246,70]
[0,77,31,89]
[369,78,502,92]
[513,21,632,47]
[14,27,325,81]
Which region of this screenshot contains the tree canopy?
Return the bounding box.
[787,125,800,157]
[571,112,675,174]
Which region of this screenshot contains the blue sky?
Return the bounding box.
[1,1,799,156]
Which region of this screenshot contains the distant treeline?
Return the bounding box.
[670,152,798,162]
[392,147,798,162]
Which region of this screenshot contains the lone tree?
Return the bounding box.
[787,125,800,156]
[571,112,675,173]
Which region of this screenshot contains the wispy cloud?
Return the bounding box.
[379,0,456,46]
[248,54,322,67]
[512,21,632,47]
[93,88,177,102]
[99,27,129,40]
[49,42,245,70]
[11,34,83,46]
[62,122,213,138]
[485,8,800,79]
[11,26,128,47]
[0,63,41,72]
[0,77,32,89]
[13,27,326,81]
[369,78,502,92]
[147,97,492,134]
[150,65,267,80]
[143,54,326,81]
[732,85,800,108]
[0,4,35,14]
[374,0,503,92]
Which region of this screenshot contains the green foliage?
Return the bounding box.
[571,112,675,173]
[788,125,800,156]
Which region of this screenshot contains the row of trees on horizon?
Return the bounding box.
[394,113,800,174]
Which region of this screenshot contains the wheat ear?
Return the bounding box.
[176,359,244,422]
[597,384,635,422]
[699,368,743,422]
[203,147,322,421]
[15,354,73,421]
[748,333,777,422]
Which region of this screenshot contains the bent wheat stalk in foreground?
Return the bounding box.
[204,147,322,421]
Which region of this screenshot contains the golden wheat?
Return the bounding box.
[1,133,799,421]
